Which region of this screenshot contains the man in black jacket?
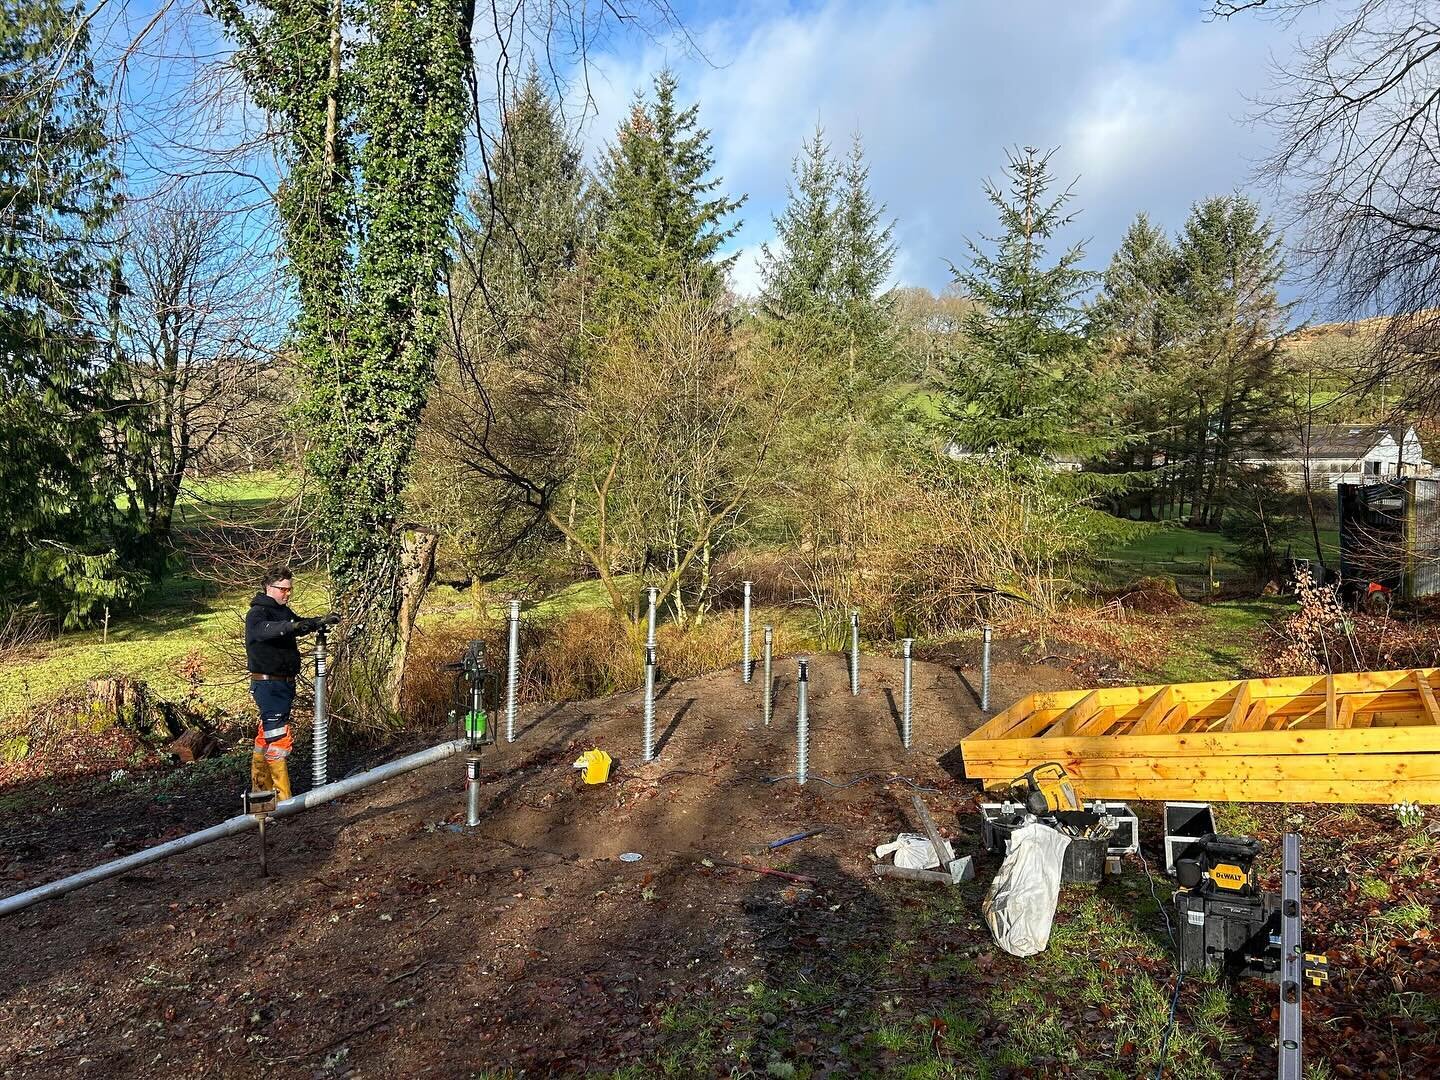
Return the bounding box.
[245,567,337,800]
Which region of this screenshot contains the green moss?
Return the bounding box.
[1358,876,1392,901]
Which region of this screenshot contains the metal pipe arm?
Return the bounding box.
[0,739,467,918]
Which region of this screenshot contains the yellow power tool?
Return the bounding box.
[1009,762,1081,816]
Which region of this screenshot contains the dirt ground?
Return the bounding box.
[1,649,1436,1078]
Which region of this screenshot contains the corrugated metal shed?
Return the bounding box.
[1338,477,1440,598]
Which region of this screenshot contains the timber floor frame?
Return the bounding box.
[960,668,1440,804]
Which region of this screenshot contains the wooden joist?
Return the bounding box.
[1218,684,1251,732]
[1132,686,1175,736]
[960,668,1440,805]
[1044,691,1103,738]
[1415,670,1440,724]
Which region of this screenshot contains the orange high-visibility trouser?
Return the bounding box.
[251,679,295,801]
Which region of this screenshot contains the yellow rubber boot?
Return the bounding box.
[268,756,292,802]
[251,751,272,794]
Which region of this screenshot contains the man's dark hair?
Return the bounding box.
[262,566,295,588]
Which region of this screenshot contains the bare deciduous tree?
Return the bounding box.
[108,185,283,543]
[1221,0,1440,413]
[423,287,794,637]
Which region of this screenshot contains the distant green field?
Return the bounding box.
[1103,524,1340,585]
[3,471,321,724]
[419,575,630,629]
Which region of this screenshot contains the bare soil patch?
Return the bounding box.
[0,648,1435,1078]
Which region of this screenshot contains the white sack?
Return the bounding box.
[874,832,954,870]
[982,822,1070,957]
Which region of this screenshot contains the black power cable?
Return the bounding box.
[1136,842,1183,1079]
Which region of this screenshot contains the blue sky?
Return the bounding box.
[103,0,1331,310]
[573,0,1323,304]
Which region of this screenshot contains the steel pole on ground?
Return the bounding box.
[646,586,658,649]
[643,644,657,763]
[742,581,753,683]
[901,638,913,750]
[796,658,810,785]
[980,624,992,713]
[0,739,469,918]
[762,625,774,726]
[465,757,482,827]
[312,626,329,787]
[849,611,860,696]
[506,600,521,742]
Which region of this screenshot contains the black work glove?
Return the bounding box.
[293,617,322,635]
[322,611,341,627]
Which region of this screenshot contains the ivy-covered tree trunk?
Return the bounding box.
[214,0,469,723]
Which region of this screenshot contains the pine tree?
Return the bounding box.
[758,125,839,329]
[942,147,1103,462]
[0,0,143,622]
[591,69,744,322]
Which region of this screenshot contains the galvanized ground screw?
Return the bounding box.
[643,643,657,763]
[762,625,773,726]
[981,624,992,712]
[742,580,753,684]
[506,599,521,742]
[849,610,860,696]
[796,657,810,785]
[902,638,913,750]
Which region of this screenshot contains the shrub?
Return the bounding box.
[400,603,822,726]
[790,452,1115,643]
[1260,566,1440,675]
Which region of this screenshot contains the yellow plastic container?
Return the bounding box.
[573,749,612,784]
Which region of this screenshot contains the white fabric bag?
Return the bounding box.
[982,822,1070,957]
[874,832,955,870]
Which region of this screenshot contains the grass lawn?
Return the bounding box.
[0,577,335,725]
[1,472,323,726]
[1135,596,1292,685]
[1101,524,1340,592]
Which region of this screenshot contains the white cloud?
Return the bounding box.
[580,0,1307,296]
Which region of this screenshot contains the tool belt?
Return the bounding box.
[249,673,296,682]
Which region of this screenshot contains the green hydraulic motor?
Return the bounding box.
[446,640,499,750]
[445,640,498,828]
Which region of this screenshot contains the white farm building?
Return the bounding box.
[1269,423,1430,489]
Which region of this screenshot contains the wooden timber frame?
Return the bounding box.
[960,668,1440,804]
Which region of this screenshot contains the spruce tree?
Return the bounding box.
[591,69,744,322]
[758,128,897,409]
[1092,200,1291,524]
[942,147,1103,462]
[758,125,839,330]
[1171,195,1291,526]
[1094,213,1176,362]
[0,0,142,622]
[834,132,897,388]
[456,66,586,343]
[1092,213,1181,515]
